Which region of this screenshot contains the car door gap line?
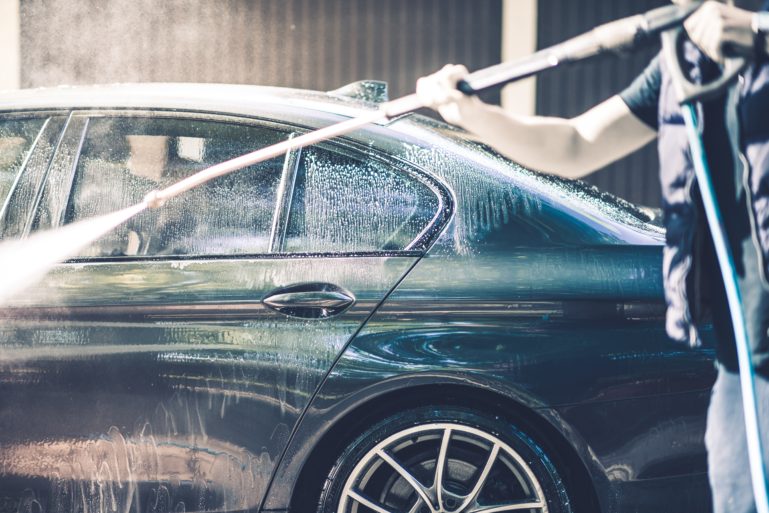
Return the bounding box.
[257,252,425,513]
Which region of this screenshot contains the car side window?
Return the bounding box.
[65,116,287,257]
[284,146,440,253]
[0,117,47,207]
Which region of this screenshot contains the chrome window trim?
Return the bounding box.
[269,137,302,253]
[63,250,424,265]
[68,109,302,131]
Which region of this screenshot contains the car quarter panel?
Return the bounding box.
[264,236,715,512]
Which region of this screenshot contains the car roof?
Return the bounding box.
[0,83,383,121]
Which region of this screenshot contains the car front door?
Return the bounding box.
[0,111,447,513]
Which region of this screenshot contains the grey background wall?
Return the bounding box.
[19,0,502,101]
[537,0,667,206]
[17,0,665,207]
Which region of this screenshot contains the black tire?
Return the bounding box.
[317,407,572,513]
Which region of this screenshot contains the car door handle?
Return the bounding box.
[262,282,355,319]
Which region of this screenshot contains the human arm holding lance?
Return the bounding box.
[416,1,769,178]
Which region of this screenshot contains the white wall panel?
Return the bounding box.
[0,0,21,90]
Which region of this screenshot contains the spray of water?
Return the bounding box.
[0,203,146,304]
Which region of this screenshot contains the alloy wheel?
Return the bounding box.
[337,423,548,513]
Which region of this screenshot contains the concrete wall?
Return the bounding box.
[501,0,537,116]
[19,0,502,103]
[0,0,21,90]
[536,0,667,207]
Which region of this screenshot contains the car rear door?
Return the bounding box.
[0,111,447,513]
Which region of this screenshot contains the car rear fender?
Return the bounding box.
[262,372,609,513]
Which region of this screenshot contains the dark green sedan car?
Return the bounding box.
[0,82,715,513]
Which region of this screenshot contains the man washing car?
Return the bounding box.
[417,1,769,511]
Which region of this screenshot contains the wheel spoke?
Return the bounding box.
[469,500,546,513]
[376,449,435,512]
[407,497,425,513]
[347,489,397,513]
[435,428,452,510]
[455,443,500,512]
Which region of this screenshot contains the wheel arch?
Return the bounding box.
[284,380,606,513]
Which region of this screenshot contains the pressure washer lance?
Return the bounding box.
[142,3,700,210]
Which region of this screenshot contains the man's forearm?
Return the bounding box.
[452,96,656,179]
[454,99,587,178]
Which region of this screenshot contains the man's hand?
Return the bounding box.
[684,1,756,63]
[416,64,478,125]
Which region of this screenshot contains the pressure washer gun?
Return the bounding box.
[454,3,702,95]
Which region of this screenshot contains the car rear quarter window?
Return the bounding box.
[65,116,287,257]
[284,146,440,253]
[0,117,47,208]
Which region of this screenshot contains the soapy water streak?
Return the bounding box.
[0,94,425,303]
